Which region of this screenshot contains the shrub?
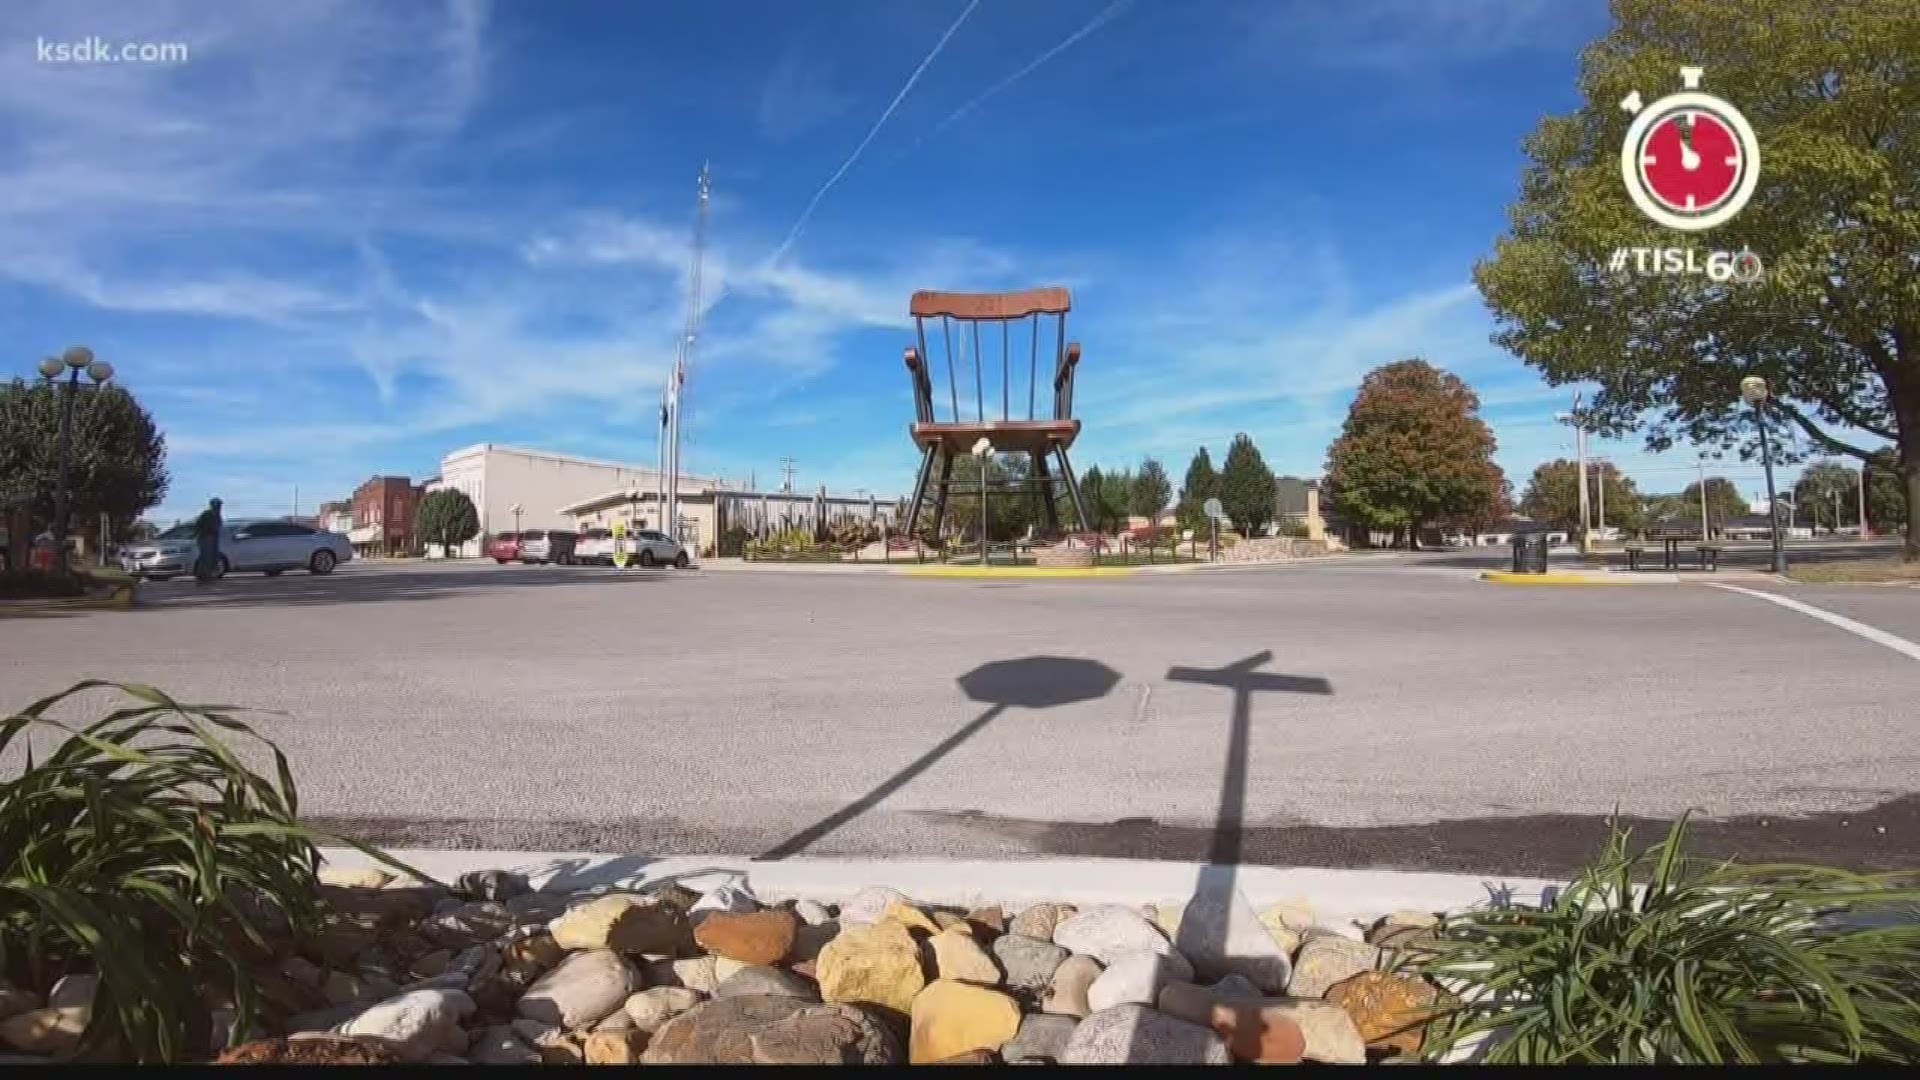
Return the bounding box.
[1414,814,1920,1064]
[1,681,413,1062]
[716,526,752,558]
[0,568,89,599]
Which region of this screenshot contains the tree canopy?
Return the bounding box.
[1521,459,1646,532]
[416,488,481,555]
[1175,447,1218,534]
[1075,466,1132,534]
[0,378,169,541]
[1131,457,1173,524]
[1793,458,1860,532]
[1681,476,1751,530]
[1324,359,1508,546]
[1473,0,1919,557]
[1218,434,1276,538]
[944,453,1038,541]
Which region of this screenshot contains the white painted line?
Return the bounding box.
[1709,583,1920,663]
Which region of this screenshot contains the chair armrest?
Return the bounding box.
[905,347,934,423]
[1052,342,1081,390]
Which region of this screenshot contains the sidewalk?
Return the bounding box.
[1481,567,1787,586]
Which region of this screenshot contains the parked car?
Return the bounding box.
[628,529,691,569]
[120,519,351,580]
[486,531,522,564]
[517,529,578,565]
[573,527,614,565]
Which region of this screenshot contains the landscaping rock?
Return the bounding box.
[837,887,911,926]
[0,988,39,1023]
[501,932,568,977]
[908,980,1021,1064]
[550,894,688,955]
[0,1007,87,1055]
[713,956,752,984]
[335,988,475,1063]
[424,1052,470,1064]
[1172,886,1293,991]
[1325,970,1439,1055]
[1149,902,1183,938]
[583,1029,648,1064]
[695,909,797,965]
[455,869,532,903]
[879,900,942,935]
[285,1002,368,1035]
[421,901,515,949]
[468,1024,540,1065]
[46,975,95,1013]
[815,920,925,1015]
[217,1035,402,1065]
[929,927,1002,984]
[716,965,818,1001]
[992,934,1068,999]
[672,955,721,994]
[594,1008,637,1032]
[280,958,325,990]
[410,949,452,979]
[1207,972,1262,1000]
[1007,902,1074,941]
[1040,955,1103,1018]
[1262,999,1368,1064]
[1157,981,1307,1064]
[1367,911,1441,953]
[641,995,902,1064]
[1052,905,1174,964]
[1259,898,1316,939]
[624,987,705,1032]
[1287,936,1381,999]
[965,904,1006,935]
[504,891,573,925]
[1059,1003,1232,1064]
[517,949,639,1029]
[319,866,394,890]
[790,919,839,964]
[793,899,833,927]
[1000,1012,1077,1063]
[932,1048,998,1063]
[1086,950,1194,1012]
[932,911,971,933]
[689,881,760,925]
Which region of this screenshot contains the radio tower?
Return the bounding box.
[665,163,712,543]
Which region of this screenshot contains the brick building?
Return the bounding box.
[349,476,422,557]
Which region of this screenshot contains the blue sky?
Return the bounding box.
[3,0,1821,523]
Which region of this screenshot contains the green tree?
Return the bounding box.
[1324,360,1507,548]
[0,378,169,548]
[1176,447,1218,534]
[1794,458,1860,534]
[1521,459,1646,533]
[948,453,1038,541]
[1473,0,1920,559]
[1131,457,1173,525]
[1682,476,1751,534]
[1864,452,1908,535]
[1218,433,1276,538]
[415,488,480,556]
[1076,466,1130,534]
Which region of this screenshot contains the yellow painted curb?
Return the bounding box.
[898,565,1137,579]
[1479,571,1630,586]
[0,581,139,614]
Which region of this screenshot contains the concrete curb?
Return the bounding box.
[1481,570,1664,585]
[0,581,139,614]
[898,565,1137,579]
[318,848,1563,930]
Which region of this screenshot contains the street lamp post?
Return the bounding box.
[510,503,524,536]
[38,346,115,570]
[1740,376,1787,574]
[971,437,993,566]
[1556,393,1590,554]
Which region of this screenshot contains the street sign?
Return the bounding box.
[1202,497,1224,521]
[611,519,631,569]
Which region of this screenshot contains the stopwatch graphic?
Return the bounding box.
[1619,67,1760,231]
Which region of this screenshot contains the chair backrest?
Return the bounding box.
[908,288,1074,425]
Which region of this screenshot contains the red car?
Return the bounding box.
[486,531,522,564]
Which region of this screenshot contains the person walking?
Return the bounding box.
[193,497,224,584]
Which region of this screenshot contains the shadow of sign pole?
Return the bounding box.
[758,656,1120,860]
[1162,650,1332,1005]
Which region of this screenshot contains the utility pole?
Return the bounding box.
[779,457,797,494]
[1570,392,1590,553]
[665,163,711,547]
[1594,459,1606,538]
[1859,464,1870,539]
[1697,458,1710,540]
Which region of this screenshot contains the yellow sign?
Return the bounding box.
[611,519,631,569]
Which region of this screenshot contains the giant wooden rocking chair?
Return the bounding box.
[902,287,1091,540]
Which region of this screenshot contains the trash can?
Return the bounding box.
[1510,531,1548,573]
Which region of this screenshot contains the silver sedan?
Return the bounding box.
[121,519,353,579]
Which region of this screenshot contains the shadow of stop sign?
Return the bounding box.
[958,656,1122,711]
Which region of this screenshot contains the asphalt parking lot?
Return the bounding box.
[4,556,1917,877]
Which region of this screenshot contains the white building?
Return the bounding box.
[433,443,728,558]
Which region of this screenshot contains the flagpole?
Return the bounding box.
[665,163,711,548]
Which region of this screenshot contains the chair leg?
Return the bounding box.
[1054,445,1090,533]
[930,451,956,542]
[905,446,937,539]
[1032,450,1061,537]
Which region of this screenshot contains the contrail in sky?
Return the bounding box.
[758,0,982,271]
[907,0,1133,154]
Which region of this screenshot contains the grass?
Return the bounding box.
[1,681,417,1062]
[1786,558,1920,584]
[1412,814,1920,1064]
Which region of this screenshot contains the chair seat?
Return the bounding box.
[911,419,1080,453]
